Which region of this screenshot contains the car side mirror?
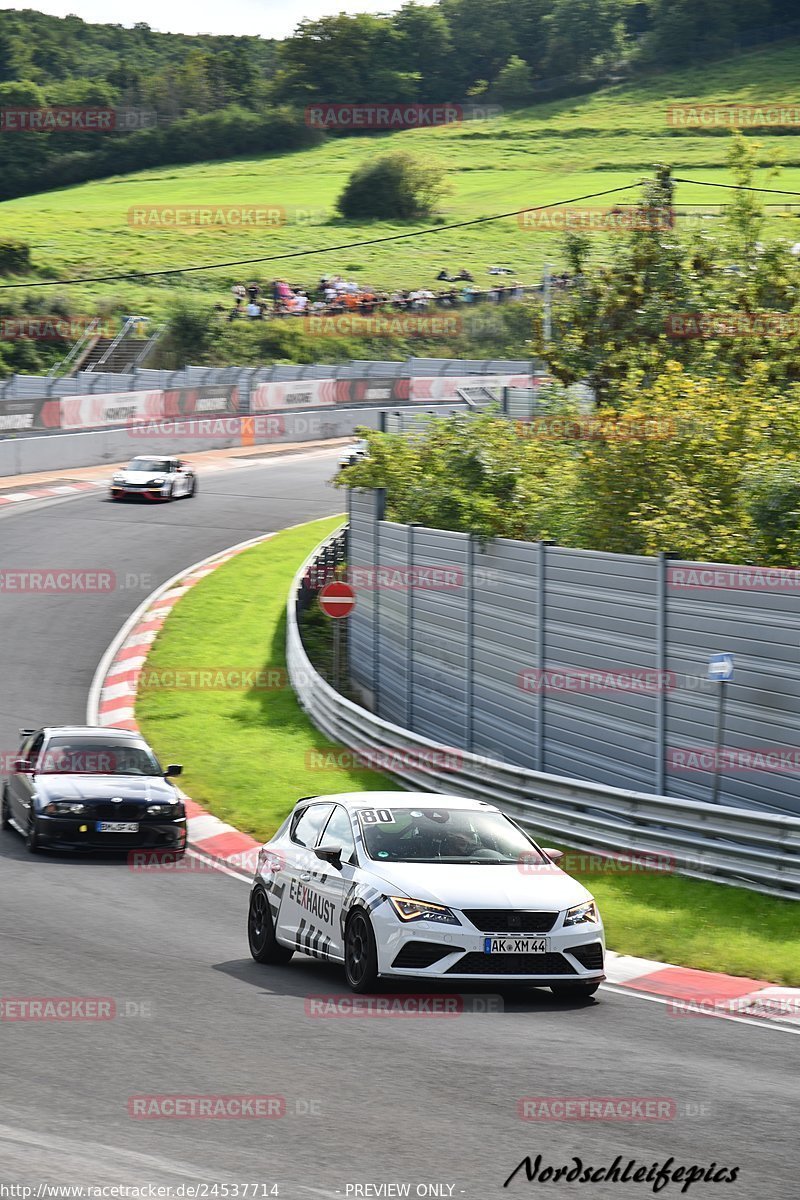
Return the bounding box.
[315,844,343,870]
[542,848,564,864]
[13,757,30,773]
[165,764,183,778]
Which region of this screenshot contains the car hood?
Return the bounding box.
[34,775,177,803]
[119,470,168,483]
[363,861,594,911]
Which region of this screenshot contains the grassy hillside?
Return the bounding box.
[1,42,799,322]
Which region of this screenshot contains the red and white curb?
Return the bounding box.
[0,480,102,506]
[87,534,275,872]
[87,537,800,1028]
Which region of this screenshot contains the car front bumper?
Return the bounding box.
[371,906,605,982]
[35,815,187,851]
[110,483,171,499]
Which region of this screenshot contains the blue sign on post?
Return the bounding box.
[708,653,734,682]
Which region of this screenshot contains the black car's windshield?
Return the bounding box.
[129,459,170,473]
[356,806,546,865]
[38,738,163,776]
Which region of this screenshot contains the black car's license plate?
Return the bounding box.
[96,821,139,833]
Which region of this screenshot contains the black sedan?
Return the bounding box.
[1,726,186,855]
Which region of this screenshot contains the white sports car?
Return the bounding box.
[110,456,197,501]
[337,439,369,471]
[248,792,605,996]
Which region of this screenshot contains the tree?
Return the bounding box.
[336,152,448,221]
[493,55,534,105]
[393,3,454,99]
[542,0,626,76]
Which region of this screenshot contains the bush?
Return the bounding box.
[743,465,800,565]
[0,238,32,275]
[336,152,447,221]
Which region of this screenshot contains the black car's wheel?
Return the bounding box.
[26,815,42,854]
[1,787,11,831]
[344,909,380,993]
[248,886,293,964]
[550,981,600,1000]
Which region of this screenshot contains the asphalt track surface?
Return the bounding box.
[0,447,796,1199]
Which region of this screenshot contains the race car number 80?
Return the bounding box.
[359,808,395,824]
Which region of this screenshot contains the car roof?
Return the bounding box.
[298,792,499,813]
[39,726,143,738]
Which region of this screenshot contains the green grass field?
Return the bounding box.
[3,42,800,322]
[136,518,800,985]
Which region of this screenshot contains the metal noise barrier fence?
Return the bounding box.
[287,529,800,901]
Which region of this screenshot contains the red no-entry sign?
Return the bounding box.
[318,580,356,619]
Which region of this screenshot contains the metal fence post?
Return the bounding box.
[656,551,667,795]
[465,535,475,752]
[536,540,546,772]
[407,523,416,730]
[373,489,386,713]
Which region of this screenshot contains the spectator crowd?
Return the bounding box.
[223,271,536,321]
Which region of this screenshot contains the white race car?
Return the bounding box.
[248,792,605,996]
[337,439,369,472]
[110,456,197,501]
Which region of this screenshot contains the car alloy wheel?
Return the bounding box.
[248,886,293,965]
[344,910,379,993]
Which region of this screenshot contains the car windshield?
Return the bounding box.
[38,737,163,776]
[129,459,170,473]
[356,806,547,865]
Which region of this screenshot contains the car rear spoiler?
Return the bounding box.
[18,728,35,737]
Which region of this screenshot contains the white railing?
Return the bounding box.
[287,530,800,901]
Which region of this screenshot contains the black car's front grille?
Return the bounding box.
[392,942,460,970]
[462,910,558,934]
[447,952,576,976]
[569,942,604,971]
[92,802,144,821]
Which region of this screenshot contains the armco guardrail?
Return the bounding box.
[287,530,800,900]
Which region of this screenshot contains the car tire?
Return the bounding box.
[248,886,293,964]
[550,982,600,1000]
[26,816,42,854]
[344,909,380,993]
[1,787,11,831]
[186,476,197,498]
[165,483,175,501]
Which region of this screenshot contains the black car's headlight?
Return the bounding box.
[389,897,461,925]
[43,800,86,816]
[564,901,599,927]
[146,803,175,817]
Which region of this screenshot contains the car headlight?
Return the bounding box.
[148,477,166,486]
[112,473,125,482]
[388,897,461,925]
[43,801,86,816]
[147,803,174,816]
[564,901,599,927]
